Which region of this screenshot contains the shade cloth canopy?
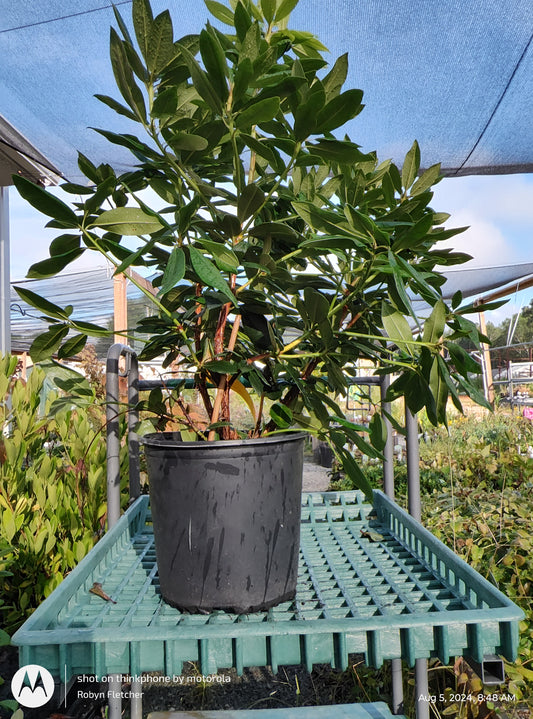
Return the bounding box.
[0,0,532,183]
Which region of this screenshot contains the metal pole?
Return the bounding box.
[405,401,430,719]
[127,351,141,502]
[405,403,421,522]
[107,675,122,719]
[380,375,394,500]
[0,187,10,355]
[106,345,122,529]
[130,680,143,719]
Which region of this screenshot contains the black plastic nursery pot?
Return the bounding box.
[143,431,306,613]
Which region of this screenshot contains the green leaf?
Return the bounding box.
[422,300,447,344]
[381,302,413,353]
[315,89,364,133]
[236,96,280,129]
[179,43,223,112]
[260,0,276,23]
[321,52,348,100]
[13,286,71,320]
[189,245,237,305]
[30,324,70,362]
[199,28,228,101]
[401,140,420,190]
[198,239,239,273]
[337,447,373,501]
[269,403,293,428]
[369,413,387,451]
[411,162,441,196]
[109,28,147,121]
[26,249,85,279]
[147,10,176,73]
[12,175,77,226]
[275,0,299,22]
[132,0,153,63]
[170,132,209,151]
[95,93,138,121]
[447,343,482,375]
[307,139,370,164]
[159,247,186,295]
[237,183,265,222]
[205,0,235,25]
[428,356,448,424]
[93,207,163,235]
[57,334,88,359]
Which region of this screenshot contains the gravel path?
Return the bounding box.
[302,461,331,492]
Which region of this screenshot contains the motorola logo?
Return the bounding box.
[11,664,55,708]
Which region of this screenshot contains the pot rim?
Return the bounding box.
[141,430,307,449]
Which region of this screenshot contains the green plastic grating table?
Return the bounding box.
[13,491,523,680]
[147,702,407,718]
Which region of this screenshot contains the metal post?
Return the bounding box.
[0,187,10,355]
[107,674,122,719]
[130,680,143,719]
[380,375,394,500]
[405,403,421,522]
[106,343,138,527]
[127,351,141,502]
[405,401,430,719]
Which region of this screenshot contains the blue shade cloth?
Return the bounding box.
[0,0,532,182]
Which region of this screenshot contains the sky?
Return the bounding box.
[8,172,533,327]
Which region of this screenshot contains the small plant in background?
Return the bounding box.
[0,355,128,632]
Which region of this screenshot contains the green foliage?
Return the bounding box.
[0,355,127,631]
[425,488,533,707]
[13,0,490,498]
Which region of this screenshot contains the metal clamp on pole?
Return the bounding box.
[465,655,506,686]
[106,343,139,529]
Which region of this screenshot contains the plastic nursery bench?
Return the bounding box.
[147,703,407,718]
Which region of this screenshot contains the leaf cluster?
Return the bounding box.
[0,355,129,631]
[13,0,490,497]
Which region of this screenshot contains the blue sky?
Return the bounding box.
[8,172,533,327]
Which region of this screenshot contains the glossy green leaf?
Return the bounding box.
[422,300,447,344]
[93,207,164,235]
[236,96,280,128]
[13,286,71,320]
[57,334,88,359]
[401,140,420,190]
[237,183,264,222]
[447,343,482,375]
[170,132,209,151]
[199,28,228,101]
[381,302,413,353]
[315,89,364,133]
[369,412,387,451]
[26,249,85,279]
[198,239,239,273]
[189,245,237,305]
[427,356,448,425]
[275,0,299,22]
[109,28,147,121]
[260,0,276,23]
[159,246,186,295]
[13,176,77,226]
[321,52,348,100]
[269,402,293,428]
[307,139,369,164]
[29,324,70,362]
[179,44,222,112]
[205,0,235,25]
[411,162,441,196]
